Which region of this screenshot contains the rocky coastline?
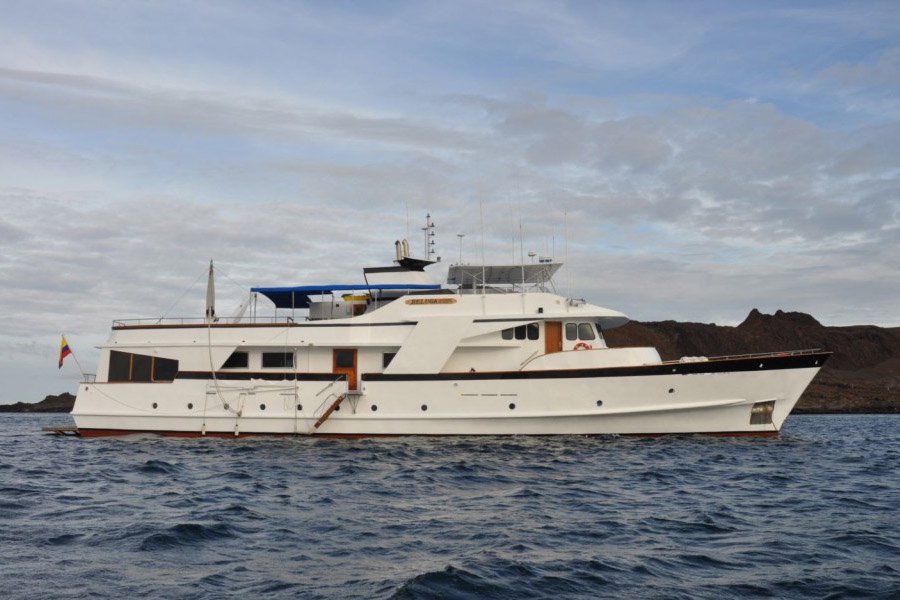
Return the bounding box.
[0,392,76,413]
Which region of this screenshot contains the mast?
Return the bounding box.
[205,260,216,323]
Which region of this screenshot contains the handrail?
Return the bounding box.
[663,348,825,364]
[113,316,302,327]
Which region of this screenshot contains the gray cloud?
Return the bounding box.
[1,2,899,404]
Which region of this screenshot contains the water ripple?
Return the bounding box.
[1,414,898,599]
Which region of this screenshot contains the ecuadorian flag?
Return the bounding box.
[59,335,72,369]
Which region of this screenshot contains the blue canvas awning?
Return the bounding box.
[250,284,441,309]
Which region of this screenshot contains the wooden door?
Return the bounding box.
[332,349,358,391]
[544,321,562,354]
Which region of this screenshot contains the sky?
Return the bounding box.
[1,0,898,402]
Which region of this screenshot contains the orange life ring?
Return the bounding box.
[574,342,593,350]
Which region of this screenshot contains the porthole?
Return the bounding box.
[223,403,229,410]
[421,404,428,411]
[335,405,340,411]
[152,402,158,409]
[596,400,603,407]
[509,403,516,410]
[668,388,674,394]
[187,403,193,409]
[371,405,378,412]
[297,404,303,411]
[260,403,266,411]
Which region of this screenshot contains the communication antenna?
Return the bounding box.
[564,207,569,297]
[422,213,436,260]
[519,218,525,286]
[456,233,465,264]
[480,199,486,296]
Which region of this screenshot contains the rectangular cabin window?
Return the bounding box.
[577,323,596,341]
[527,323,540,340]
[152,357,178,382]
[262,352,293,368]
[565,323,578,341]
[335,349,355,369]
[501,328,514,340]
[108,351,178,383]
[221,351,249,369]
[514,325,527,340]
[131,354,152,382]
[108,350,132,382]
[383,352,396,369]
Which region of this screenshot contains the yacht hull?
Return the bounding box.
[71,353,827,436]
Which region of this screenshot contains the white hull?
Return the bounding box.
[72,360,822,436]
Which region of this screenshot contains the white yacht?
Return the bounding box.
[70,223,828,437]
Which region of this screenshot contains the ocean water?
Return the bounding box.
[0,414,897,599]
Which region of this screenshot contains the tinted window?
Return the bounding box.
[565,323,578,341]
[514,325,527,340]
[335,350,355,368]
[262,352,293,368]
[501,328,514,340]
[382,352,396,369]
[153,357,178,381]
[131,354,152,382]
[221,351,249,369]
[577,323,596,340]
[527,323,539,340]
[109,350,131,382]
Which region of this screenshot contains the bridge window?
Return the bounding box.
[501,328,514,340]
[577,323,596,340]
[383,352,396,369]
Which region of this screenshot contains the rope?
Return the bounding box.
[158,269,206,322]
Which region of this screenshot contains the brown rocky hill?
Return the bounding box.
[604,309,900,413]
[0,393,76,413]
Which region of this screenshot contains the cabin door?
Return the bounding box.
[545,321,563,354]
[333,349,358,391]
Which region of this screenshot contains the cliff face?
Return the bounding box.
[604,310,900,413]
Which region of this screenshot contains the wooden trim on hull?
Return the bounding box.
[72,428,780,438]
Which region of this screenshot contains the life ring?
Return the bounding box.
[574,342,593,350]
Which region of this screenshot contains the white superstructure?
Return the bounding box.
[70,230,828,437]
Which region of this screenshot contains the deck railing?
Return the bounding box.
[112,316,303,327]
[665,348,824,364]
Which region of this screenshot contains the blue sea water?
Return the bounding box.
[0,414,898,599]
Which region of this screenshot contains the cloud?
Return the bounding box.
[1,1,899,404]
